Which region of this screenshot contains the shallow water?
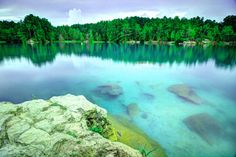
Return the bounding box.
[0,43,236,157]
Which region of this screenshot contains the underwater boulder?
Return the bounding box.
[168,84,203,105]
[93,84,123,99]
[141,112,148,119]
[183,113,223,145]
[227,121,236,148]
[140,92,155,101]
[127,103,140,117]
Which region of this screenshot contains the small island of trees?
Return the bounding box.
[0,14,236,45]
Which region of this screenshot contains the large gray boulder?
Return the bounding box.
[93,84,123,99]
[0,94,142,157]
[183,112,223,145]
[168,84,203,105]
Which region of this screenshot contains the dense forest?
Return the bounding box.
[0,14,236,44]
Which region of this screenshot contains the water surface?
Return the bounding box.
[0,43,236,157]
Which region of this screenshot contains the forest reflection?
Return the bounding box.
[0,43,235,69]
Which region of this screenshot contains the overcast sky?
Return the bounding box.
[0,0,236,26]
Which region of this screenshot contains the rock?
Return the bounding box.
[226,121,236,148]
[0,144,45,157]
[183,113,223,145]
[183,41,197,46]
[149,84,161,90]
[35,119,54,133]
[50,94,106,114]
[0,102,16,115]
[20,99,51,118]
[168,84,203,105]
[94,84,123,99]
[7,118,31,143]
[141,113,148,119]
[0,94,142,157]
[127,103,140,117]
[17,127,51,145]
[140,92,155,101]
[0,114,13,129]
[27,39,37,45]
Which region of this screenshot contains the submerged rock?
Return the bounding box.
[127,103,141,117]
[93,84,123,99]
[149,84,161,90]
[141,113,148,119]
[0,94,142,157]
[140,92,155,101]
[183,113,222,145]
[168,84,203,105]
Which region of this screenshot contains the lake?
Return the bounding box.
[0,43,236,157]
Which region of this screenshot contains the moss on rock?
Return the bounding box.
[84,109,118,141]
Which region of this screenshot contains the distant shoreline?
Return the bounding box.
[1,40,236,46]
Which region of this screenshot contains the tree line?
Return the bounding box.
[0,14,236,44]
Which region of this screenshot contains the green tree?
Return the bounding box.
[222,26,234,41]
[89,30,94,43]
[223,15,236,32]
[0,14,235,44]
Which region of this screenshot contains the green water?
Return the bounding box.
[0,43,236,157]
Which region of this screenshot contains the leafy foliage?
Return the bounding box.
[0,14,236,43]
[84,109,117,141]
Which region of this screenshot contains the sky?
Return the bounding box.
[0,0,236,26]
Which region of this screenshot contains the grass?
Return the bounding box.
[139,145,159,157]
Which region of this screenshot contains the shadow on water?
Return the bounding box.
[0,43,236,69]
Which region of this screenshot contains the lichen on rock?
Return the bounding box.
[0,94,142,157]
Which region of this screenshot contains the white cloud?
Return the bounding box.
[0,8,12,14]
[0,8,21,21]
[0,16,21,21]
[67,8,82,25]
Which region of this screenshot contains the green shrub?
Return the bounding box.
[84,109,117,141]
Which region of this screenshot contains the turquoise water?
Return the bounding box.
[0,43,236,157]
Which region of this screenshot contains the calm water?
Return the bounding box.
[0,43,236,157]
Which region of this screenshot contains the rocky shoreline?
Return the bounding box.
[28,40,236,46]
[0,94,166,157]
